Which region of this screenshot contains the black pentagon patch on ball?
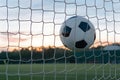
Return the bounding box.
[79,22,90,32]
[62,26,72,37]
[75,40,87,48]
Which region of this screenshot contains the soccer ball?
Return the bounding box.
[60,16,96,51]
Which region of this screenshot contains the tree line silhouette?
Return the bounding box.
[0,46,120,64]
[0,47,74,64]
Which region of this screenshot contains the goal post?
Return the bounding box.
[0,0,120,80]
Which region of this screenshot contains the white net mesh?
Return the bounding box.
[0,0,120,80]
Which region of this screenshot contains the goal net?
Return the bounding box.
[0,0,120,80]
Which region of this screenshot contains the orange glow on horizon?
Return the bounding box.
[2,40,118,52]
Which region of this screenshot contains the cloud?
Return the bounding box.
[0,32,28,43]
[9,37,27,42]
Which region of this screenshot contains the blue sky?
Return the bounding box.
[0,0,120,51]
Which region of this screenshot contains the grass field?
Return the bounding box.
[0,63,120,80]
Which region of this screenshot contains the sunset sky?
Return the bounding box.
[0,0,120,51]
